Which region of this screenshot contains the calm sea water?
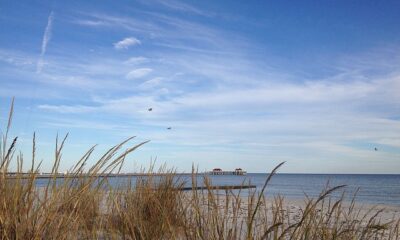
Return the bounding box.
[198,173,400,206]
[35,173,400,206]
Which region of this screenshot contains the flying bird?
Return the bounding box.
[167,127,171,130]
[374,147,378,151]
[148,108,152,111]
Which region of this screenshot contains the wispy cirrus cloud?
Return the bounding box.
[36,70,400,117]
[37,11,54,74]
[126,68,153,79]
[114,37,141,49]
[72,19,108,27]
[72,11,236,53]
[72,12,160,34]
[138,77,164,90]
[150,0,213,17]
[124,56,148,65]
[38,104,98,113]
[0,50,35,67]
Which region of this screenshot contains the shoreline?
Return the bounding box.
[279,198,400,221]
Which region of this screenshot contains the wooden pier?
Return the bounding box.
[180,185,256,191]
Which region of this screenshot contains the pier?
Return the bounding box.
[180,185,255,191]
[208,168,247,175]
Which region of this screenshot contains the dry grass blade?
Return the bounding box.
[247,161,285,239]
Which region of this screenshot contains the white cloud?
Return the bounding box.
[43,118,129,130]
[152,0,212,17]
[114,37,141,50]
[73,13,160,35]
[124,56,148,64]
[0,50,35,66]
[138,77,164,89]
[126,68,153,79]
[74,12,229,50]
[36,73,400,121]
[37,11,54,73]
[38,104,97,113]
[73,19,108,27]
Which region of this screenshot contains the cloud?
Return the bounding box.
[124,56,148,64]
[0,49,35,66]
[38,104,97,113]
[152,0,212,17]
[126,68,153,79]
[114,37,141,49]
[72,13,161,35]
[37,11,54,74]
[36,73,400,118]
[72,19,108,27]
[42,118,129,130]
[138,77,164,89]
[73,12,229,50]
[173,80,377,109]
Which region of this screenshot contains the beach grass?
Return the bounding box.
[1,99,399,239]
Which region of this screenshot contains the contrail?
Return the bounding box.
[37,11,54,73]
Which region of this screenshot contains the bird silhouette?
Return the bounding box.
[167,127,171,130]
[148,108,152,111]
[374,147,378,151]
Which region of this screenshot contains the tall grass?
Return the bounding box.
[1,99,399,239]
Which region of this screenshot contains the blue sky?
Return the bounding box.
[0,0,399,173]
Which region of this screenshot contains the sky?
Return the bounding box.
[0,0,399,173]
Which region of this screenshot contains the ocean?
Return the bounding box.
[195,173,400,206]
[35,173,400,206]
